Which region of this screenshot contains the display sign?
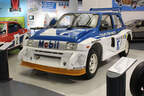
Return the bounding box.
[42,1,56,11]
[0,42,13,51]
[10,0,21,12]
[108,57,136,75]
[113,0,144,11]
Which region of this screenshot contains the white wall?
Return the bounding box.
[122,11,144,23]
[83,0,144,23]
[83,0,112,11]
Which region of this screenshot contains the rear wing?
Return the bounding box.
[90,7,121,13]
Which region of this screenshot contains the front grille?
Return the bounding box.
[35,50,63,55]
[34,54,61,59]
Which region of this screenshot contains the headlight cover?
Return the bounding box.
[27,32,31,38]
[65,42,77,50]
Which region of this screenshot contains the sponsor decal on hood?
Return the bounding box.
[30,28,95,42]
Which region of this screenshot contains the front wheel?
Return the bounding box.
[83,48,101,79]
[119,39,130,57]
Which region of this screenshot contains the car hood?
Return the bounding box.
[30,28,95,42]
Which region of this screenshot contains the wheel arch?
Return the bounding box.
[89,42,103,61]
[127,30,133,41]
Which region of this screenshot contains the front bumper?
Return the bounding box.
[21,61,86,76]
[19,46,88,75]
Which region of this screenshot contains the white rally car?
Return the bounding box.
[19,10,132,79]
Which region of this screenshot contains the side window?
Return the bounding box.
[113,15,123,29]
[58,15,74,27]
[0,24,7,35]
[8,23,21,33]
[100,15,113,31]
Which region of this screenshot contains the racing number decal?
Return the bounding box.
[116,38,121,50]
[14,34,20,45]
[116,34,127,50]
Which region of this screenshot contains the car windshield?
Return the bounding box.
[56,13,99,28]
[0,23,7,35]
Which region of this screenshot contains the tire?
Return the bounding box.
[119,39,130,57]
[83,45,101,79]
[130,62,144,96]
[19,46,23,50]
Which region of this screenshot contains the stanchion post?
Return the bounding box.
[106,57,136,96]
[107,72,126,96]
[0,50,11,82]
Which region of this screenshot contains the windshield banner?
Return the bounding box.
[113,0,144,11]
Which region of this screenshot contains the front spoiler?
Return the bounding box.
[21,61,86,76]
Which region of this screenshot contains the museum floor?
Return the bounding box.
[8,42,144,96]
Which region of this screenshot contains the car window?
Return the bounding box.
[56,13,99,28]
[112,15,123,29]
[100,15,113,31]
[58,15,75,27]
[0,23,7,35]
[8,23,21,33]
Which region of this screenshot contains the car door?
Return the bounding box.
[7,23,21,46]
[112,14,127,51]
[99,14,118,59]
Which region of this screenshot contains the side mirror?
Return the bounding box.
[49,18,57,27]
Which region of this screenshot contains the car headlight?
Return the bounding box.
[27,40,33,47]
[65,43,77,50]
[26,32,31,38]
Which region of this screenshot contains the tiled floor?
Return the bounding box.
[8,42,144,96]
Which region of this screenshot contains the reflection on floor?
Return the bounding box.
[8,42,144,96]
[0,80,64,96]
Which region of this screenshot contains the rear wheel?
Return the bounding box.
[83,46,101,79]
[119,39,130,57]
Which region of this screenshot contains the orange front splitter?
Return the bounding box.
[21,61,86,76]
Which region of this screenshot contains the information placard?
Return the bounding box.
[108,57,137,75]
[0,42,13,50]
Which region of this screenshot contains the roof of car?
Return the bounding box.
[0,21,18,24]
[68,11,121,15]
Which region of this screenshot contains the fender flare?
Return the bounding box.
[127,30,133,41]
[89,42,103,61]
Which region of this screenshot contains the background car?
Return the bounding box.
[137,0,144,6]
[0,21,28,50]
[115,0,144,8]
[125,19,144,40]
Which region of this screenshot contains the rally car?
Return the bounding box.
[0,21,28,50]
[19,11,132,79]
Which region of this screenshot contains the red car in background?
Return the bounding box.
[0,21,28,49]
